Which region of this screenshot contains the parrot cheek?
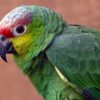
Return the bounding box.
[10,35,32,56]
[12,43,29,56]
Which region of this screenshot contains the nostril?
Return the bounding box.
[1,36,6,41]
[0,35,6,41]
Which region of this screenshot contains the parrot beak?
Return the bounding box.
[0,35,15,62]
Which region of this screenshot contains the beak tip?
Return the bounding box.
[1,54,8,62]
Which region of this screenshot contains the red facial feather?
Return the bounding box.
[0,28,14,38]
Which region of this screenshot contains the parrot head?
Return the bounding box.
[0,5,63,68]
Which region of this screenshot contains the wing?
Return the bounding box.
[46,25,100,89]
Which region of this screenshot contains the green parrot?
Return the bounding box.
[0,5,100,100]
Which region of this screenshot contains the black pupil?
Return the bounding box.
[16,26,25,34]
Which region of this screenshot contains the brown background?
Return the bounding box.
[0,0,100,100]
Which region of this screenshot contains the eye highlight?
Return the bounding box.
[13,25,26,36]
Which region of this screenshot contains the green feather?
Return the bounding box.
[46,24,100,98]
[23,53,83,100]
[11,5,84,100]
[13,5,64,70]
[9,5,100,99]
[47,26,100,88]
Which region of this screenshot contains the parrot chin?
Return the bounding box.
[0,35,15,62]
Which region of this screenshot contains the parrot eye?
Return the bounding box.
[13,25,26,36]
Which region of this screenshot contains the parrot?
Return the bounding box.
[0,5,100,100]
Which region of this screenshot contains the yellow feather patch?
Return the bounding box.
[10,33,32,55]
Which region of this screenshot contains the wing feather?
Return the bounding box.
[46,25,100,88]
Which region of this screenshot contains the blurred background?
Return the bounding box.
[0,0,100,100]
